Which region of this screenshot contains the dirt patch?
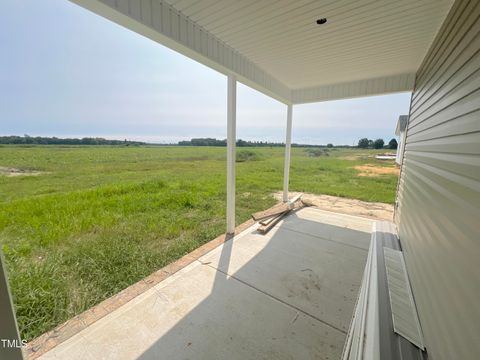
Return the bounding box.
[354,164,399,177]
[274,191,394,221]
[339,153,373,161]
[339,155,362,160]
[0,166,44,177]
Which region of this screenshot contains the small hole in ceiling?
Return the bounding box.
[316,18,327,25]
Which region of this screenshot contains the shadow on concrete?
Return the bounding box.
[134,210,371,359]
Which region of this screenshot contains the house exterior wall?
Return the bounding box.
[396,0,480,359]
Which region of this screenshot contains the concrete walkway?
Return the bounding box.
[39,208,372,360]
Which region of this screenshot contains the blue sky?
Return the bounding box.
[0,1,411,145]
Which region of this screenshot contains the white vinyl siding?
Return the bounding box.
[396,0,480,359]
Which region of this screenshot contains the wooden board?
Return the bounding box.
[258,211,289,234]
[259,211,286,226]
[288,193,303,204]
[252,194,304,221]
[252,203,289,221]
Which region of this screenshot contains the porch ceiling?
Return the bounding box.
[71,0,454,103]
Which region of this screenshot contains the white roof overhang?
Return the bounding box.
[70,0,454,105]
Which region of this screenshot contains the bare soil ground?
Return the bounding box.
[0,166,43,177]
[275,191,394,221]
[353,164,399,177]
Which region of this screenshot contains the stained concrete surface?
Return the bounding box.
[39,208,372,360]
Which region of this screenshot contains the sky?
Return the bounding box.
[0,1,412,145]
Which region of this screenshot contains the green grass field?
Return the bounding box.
[0,145,398,341]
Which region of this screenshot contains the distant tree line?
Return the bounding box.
[178,138,350,148]
[178,138,227,146]
[178,138,288,147]
[0,135,145,146]
[357,138,397,149]
[2,135,398,149]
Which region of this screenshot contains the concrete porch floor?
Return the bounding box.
[38,207,373,360]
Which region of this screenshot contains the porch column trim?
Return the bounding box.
[226,74,237,234]
[283,104,293,202]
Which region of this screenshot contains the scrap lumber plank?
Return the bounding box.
[258,211,289,234]
[288,193,303,204]
[257,199,306,234]
[259,214,280,226]
[252,193,304,221]
[252,203,289,221]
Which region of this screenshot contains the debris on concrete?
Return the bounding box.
[291,312,299,324]
[258,211,289,234]
[259,214,281,226]
[255,194,304,234]
[252,203,290,221]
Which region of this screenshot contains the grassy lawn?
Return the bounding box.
[0,145,398,341]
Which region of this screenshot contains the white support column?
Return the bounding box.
[226,74,237,234]
[283,104,293,202]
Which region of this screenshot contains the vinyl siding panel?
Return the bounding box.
[396,1,480,359]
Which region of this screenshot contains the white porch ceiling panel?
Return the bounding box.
[71,0,454,104]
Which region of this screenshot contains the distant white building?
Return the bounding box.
[395,115,409,165]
